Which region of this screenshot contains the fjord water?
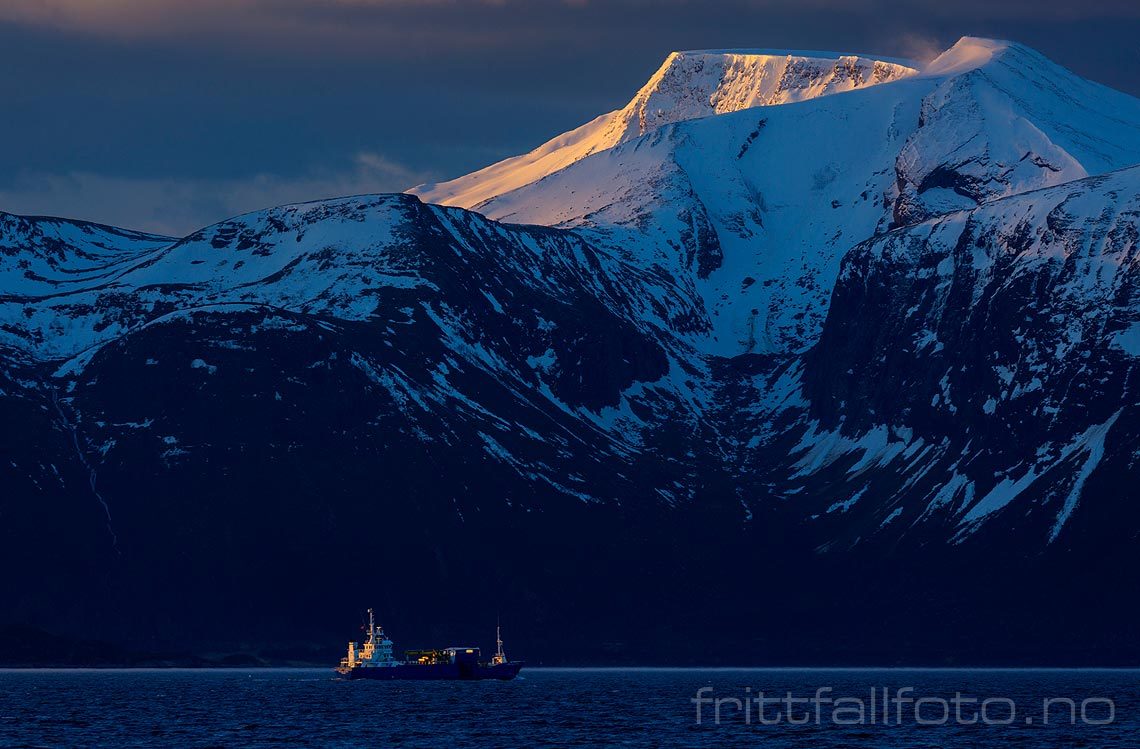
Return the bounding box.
[1,668,1137,747]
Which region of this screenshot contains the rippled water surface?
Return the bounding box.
[1,668,1137,747]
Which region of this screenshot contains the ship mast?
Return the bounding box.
[493,618,507,665]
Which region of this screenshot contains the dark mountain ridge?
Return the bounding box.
[3,38,1140,665]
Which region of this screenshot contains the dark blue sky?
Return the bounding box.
[2,0,1138,235]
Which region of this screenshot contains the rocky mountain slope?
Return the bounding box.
[421,38,1140,357]
[3,37,1140,663]
[743,165,1140,552]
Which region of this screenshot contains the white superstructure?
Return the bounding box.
[337,608,397,673]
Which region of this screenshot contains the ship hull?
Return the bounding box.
[341,662,523,681]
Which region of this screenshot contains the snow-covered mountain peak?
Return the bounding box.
[893,35,1140,227]
[412,48,916,209]
[923,36,1013,76]
[922,36,1091,94]
[426,37,1140,360]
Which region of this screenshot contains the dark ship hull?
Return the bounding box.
[342,661,523,681]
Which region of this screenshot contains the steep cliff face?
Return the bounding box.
[789,166,1140,549]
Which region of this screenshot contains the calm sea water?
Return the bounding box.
[1,668,1137,747]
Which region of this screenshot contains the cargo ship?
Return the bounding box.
[335,609,523,680]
